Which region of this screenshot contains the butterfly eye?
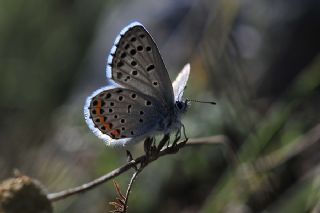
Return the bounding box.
[176,102,183,110]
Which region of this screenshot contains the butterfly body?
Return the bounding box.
[84,22,190,146]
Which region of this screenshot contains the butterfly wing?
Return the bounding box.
[84,86,165,146]
[172,64,190,101]
[106,22,174,108]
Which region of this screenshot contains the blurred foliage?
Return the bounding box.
[0,0,319,212]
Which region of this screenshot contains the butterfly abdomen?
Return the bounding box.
[155,110,181,135]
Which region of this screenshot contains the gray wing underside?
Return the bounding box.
[106,23,174,108]
[87,87,164,140]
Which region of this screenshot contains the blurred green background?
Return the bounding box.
[1,0,320,212]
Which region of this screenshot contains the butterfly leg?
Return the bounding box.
[169,124,188,153]
[172,121,189,146]
[126,150,138,171]
[144,137,155,155]
[181,123,188,144]
[142,137,158,166]
[172,128,181,147]
[157,134,170,153]
[126,150,133,162]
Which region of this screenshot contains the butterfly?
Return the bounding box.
[84,22,190,146]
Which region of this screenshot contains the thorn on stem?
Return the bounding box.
[109,180,127,212]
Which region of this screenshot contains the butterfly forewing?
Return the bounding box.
[172,64,190,101]
[107,23,174,108]
[88,88,164,140]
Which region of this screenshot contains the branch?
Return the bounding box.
[184,135,230,146]
[47,135,229,202]
[123,170,140,212]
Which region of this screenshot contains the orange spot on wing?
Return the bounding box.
[95,99,107,116]
[98,115,104,122]
[97,99,102,107]
[110,129,120,137]
[103,123,112,131]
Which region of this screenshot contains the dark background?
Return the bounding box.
[0,0,319,212]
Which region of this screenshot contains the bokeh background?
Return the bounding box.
[1,0,320,212]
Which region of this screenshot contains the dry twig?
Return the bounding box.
[47,135,229,202]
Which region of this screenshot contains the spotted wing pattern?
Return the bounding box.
[85,87,164,141]
[84,22,181,146]
[106,22,174,109]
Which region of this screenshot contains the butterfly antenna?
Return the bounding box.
[187,99,216,105]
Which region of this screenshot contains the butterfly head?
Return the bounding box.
[175,100,190,114]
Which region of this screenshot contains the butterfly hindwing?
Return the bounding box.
[106,22,174,108]
[85,86,164,144]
